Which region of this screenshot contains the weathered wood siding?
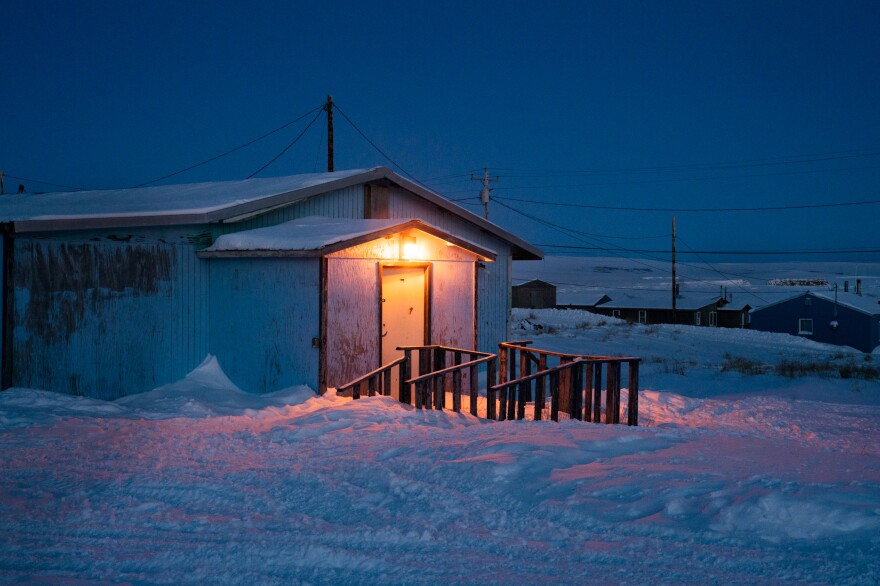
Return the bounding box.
[324,258,379,388]
[11,237,178,398]
[324,231,480,387]
[385,185,512,352]
[431,261,475,350]
[207,258,320,392]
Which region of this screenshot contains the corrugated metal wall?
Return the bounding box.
[170,242,211,382]
[207,257,320,392]
[213,185,365,237]
[12,237,179,398]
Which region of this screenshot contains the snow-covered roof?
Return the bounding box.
[0,169,368,225]
[597,291,724,311]
[514,279,556,289]
[0,166,541,260]
[751,290,880,316]
[199,216,497,260]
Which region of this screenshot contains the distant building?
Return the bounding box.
[749,290,880,353]
[587,291,750,328]
[512,279,556,309]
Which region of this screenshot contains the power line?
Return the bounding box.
[494,199,875,289]
[134,103,325,187]
[332,103,421,184]
[490,164,880,191]
[537,243,880,255]
[0,173,88,192]
[492,148,880,176]
[247,109,324,178]
[494,194,880,213]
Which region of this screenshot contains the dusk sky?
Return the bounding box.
[3,1,879,262]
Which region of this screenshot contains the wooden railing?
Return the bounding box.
[335,356,407,400]
[497,342,640,425]
[336,341,640,426]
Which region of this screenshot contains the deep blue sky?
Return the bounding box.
[3,1,879,261]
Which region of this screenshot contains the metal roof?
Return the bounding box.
[197,216,497,261]
[750,290,880,316]
[0,167,542,260]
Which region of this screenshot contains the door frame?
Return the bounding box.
[378,262,431,364]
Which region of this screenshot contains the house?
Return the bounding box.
[512,279,556,309]
[749,290,880,353]
[588,291,749,328]
[0,167,542,399]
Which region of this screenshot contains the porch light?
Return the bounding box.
[401,235,418,259]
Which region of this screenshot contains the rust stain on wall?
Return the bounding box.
[16,240,174,342]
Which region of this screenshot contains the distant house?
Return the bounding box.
[749,290,880,353]
[587,291,750,328]
[0,167,542,398]
[512,279,556,309]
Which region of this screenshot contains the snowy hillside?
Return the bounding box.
[514,255,880,310]
[2,306,879,583]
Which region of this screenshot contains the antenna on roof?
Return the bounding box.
[325,95,334,173]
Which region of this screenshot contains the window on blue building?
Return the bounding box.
[798,318,813,335]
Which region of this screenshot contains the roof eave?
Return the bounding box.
[197,218,497,262]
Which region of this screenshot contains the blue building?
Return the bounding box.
[749,290,880,353]
[0,167,541,398]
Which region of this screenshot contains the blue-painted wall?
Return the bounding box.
[750,293,880,353]
[207,257,320,392]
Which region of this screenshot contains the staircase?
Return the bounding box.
[335,341,640,425]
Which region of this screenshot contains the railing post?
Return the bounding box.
[627,360,639,426]
[498,345,508,385]
[519,349,531,403]
[583,359,593,422]
[516,381,526,420]
[433,349,446,410]
[534,355,547,420]
[609,361,622,424]
[352,381,361,400]
[569,362,583,420]
[420,348,433,409]
[558,356,572,417]
[593,362,602,423]
[452,352,463,412]
[506,383,516,421]
[549,371,559,422]
[508,346,517,389]
[383,369,391,396]
[487,358,497,420]
[469,354,479,417]
[368,375,376,397]
[401,350,412,404]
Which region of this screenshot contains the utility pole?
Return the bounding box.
[0,170,5,195]
[470,168,498,220]
[325,95,334,172]
[671,216,677,324]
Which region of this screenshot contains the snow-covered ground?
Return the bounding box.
[3,262,880,583]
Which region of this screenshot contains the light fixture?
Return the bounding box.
[401,235,417,260]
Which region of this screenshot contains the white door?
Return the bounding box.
[381,266,427,393]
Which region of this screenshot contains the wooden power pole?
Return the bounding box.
[325,95,334,172]
[470,168,498,220]
[671,216,677,324]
